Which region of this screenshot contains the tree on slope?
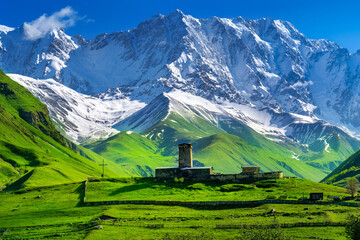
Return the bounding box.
[347,177,360,198]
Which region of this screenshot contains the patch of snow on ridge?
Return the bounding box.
[166,90,223,114]
[288,113,318,124]
[290,151,300,161]
[8,74,146,144]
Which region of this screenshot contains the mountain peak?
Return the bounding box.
[136,10,187,32]
[170,9,185,16]
[164,9,189,24]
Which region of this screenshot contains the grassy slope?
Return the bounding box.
[66,140,132,177]
[219,116,359,175]
[84,131,177,176]
[0,70,128,189]
[322,148,360,186]
[144,112,224,155]
[298,131,360,174]
[192,133,326,181]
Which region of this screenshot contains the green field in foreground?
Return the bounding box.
[0,178,357,239]
[85,178,348,202]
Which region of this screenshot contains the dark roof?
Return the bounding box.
[179,143,192,146]
[155,167,178,169]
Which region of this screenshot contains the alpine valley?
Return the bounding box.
[2,10,360,183]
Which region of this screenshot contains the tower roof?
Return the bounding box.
[179,143,192,146]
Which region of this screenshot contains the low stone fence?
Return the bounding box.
[84,199,360,207]
[209,171,283,182]
[83,177,95,204]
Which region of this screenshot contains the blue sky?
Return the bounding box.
[3,0,360,52]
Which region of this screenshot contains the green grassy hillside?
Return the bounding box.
[144,112,224,155]
[192,133,326,181]
[84,131,176,176]
[297,130,360,175]
[219,117,360,176]
[322,148,360,186]
[0,70,129,189]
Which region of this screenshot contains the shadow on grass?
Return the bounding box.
[107,178,222,196]
[109,182,153,196]
[75,181,86,207]
[5,170,34,191]
[107,178,261,197]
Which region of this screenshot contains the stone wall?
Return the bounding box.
[181,168,213,181]
[209,171,283,182]
[155,167,213,180]
[155,168,179,179]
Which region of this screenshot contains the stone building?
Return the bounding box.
[155,143,283,182]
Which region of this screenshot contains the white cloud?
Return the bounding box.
[23,6,78,41]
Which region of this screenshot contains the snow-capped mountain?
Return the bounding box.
[2,9,360,169]
[2,10,360,137]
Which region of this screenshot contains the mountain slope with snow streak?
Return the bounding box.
[9,74,145,144]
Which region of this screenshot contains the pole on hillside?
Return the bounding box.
[99,159,108,178]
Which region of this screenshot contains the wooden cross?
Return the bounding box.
[99,159,108,178]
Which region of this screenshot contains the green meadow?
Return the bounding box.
[0,178,357,239]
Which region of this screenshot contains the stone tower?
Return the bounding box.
[178,143,193,168]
